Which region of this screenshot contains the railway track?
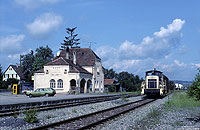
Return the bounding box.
[29,98,156,130]
[0,94,139,117]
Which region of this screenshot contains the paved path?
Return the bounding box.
[0,92,112,105]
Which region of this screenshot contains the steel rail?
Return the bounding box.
[29,98,156,130]
[0,94,140,117]
[0,95,126,112]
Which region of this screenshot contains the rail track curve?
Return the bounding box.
[29,98,156,130]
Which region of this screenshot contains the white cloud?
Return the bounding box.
[26,12,62,39]
[154,19,185,37]
[103,59,140,71]
[174,60,185,67]
[95,46,117,61]
[8,54,20,60]
[0,34,25,54]
[96,19,185,62]
[195,64,200,68]
[7,49,32,60]
[95,19,199,80]
[15,0,61,9]
[155,61,199,80]
[118,19,185,59]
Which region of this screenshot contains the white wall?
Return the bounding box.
[34,65,92,93]
[82,60,104,93]
[93,59,104,92]
[35,65,74,93]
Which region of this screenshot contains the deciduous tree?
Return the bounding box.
[21,50,34,81]
[187,68,200,100]
[103,68,117,79]
[103,69,143,92]
[33,45,54,71]
[168,81,176,90]
[0,64,3,88]
[21,46,54,81]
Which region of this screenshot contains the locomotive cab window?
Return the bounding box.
[148,79,157,88]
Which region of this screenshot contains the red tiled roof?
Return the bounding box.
[60,48,100,66]
[104,79,114,85]
[46,57,69,66]
[42,57,92,75]
[35,68,44,73]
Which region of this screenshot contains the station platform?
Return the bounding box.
[0,92,116,106]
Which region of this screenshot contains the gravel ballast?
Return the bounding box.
[0,95,144,130]
[1,94,199,130]
[92,94,200,130]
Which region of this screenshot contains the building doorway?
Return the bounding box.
[87,80,92,93]
[80,79,86,93]
[70,79,76,94]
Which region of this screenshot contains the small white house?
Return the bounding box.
[34,48,104,94]
[3,65,25,81]
[175,83,184,89]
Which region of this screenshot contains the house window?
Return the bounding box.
[64,69,67,74]
[50,79,56,88]
[16,74,17,78]
[7,74,9,79]
[97,68,100,75]
[57,79,63,88]
[12,74,14,78]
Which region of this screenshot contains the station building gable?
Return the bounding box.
[59,48,104,92]
[34,55,93,94]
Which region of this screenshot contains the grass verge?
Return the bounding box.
[165,92,200,109]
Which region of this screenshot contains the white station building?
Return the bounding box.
[34,48,104,94]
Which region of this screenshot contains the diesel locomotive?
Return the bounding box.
[141,69,169,96]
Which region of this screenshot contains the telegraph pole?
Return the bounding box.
[89,41,96,49]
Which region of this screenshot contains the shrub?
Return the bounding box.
[108,85,115,92]
[24,107,38,123]
[187,68,200,100]
[0,78,19,89]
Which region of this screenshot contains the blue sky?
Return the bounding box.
[0,0,199,81]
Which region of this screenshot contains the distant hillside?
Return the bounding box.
[172,80,193,86]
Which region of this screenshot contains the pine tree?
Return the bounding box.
[60,27,80,50]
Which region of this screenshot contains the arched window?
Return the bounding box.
[57,79,63,88]
[50,79,56,88]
